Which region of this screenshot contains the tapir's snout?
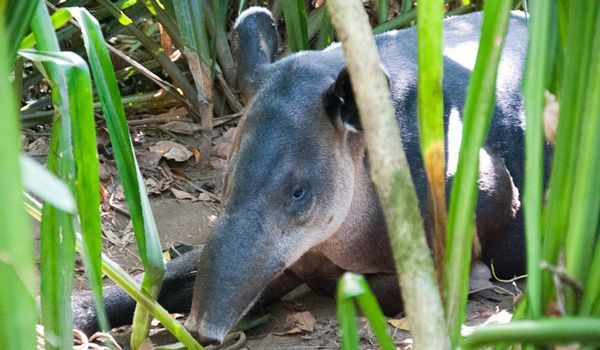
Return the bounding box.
[184,210,287,344]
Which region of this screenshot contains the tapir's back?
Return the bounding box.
[372,12,529,196]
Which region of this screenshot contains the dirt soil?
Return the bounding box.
[25,114,523,350]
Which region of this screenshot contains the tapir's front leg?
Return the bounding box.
[72,247,303,335]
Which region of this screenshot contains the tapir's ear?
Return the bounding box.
[232,7,278,103]
[324,67,361,132]
[324,66,391,132]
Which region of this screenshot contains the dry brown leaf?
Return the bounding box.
[159,121,202,135]
[287,311,316,332]
[27,137,49,156]
[145,178,162,194]
[136,150,163,168]
[196,192,212,202]
[192,147,201,164]
[171,187,193,200]
[149,141,193,162]
[389,317,410,331]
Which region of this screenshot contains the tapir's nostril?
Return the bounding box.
[197,334,221,346]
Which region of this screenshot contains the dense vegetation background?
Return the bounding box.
[0,0,599,349]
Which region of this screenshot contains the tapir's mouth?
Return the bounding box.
[184,211,288,345]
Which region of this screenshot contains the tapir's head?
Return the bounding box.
[185,7,367,344]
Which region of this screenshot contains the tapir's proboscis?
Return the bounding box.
[73,7,550,345]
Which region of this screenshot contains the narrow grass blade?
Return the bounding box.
[337,273,394,350]
[316,6,334,50]
[376,0,389,24]
[20,8,73,49]
[21,47,110,342]
[417,0,446,289]
[520,0,555,319]
[0,16,37,350]
[542,0,600,313]
[28,0,108,340]
[281,0,309,52]
[462,318,600,348]
[68,7,166,346]
[20,154,76,213]
[373,9,416,34]
[5,0,37,60]
[573,12,600,316]
[25,201,204,350]
[444,1,512,344]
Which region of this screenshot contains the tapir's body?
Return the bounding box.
[73,8,543,345]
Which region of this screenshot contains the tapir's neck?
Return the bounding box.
[315,142,395,274]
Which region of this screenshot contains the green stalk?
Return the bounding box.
[520,0,555,319]
[5,0,37,61]
[376,0,389,24]
[373,8,416,34]
[0,12,37,350]
[564,2,600,312]
[542,0,599,313]
[444,1,511,344]
[336,273,394,350]
[417,0,446,290]
[316,6,334,50]
[30,1,109,343]
[68,8,166,348]
[462,318,600,348]
[574,11,600,317]
[281,0,309,52]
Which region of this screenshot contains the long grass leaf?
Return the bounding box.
[0,15,37,350]
[20,154,76,213]
[520,0,555,319]
[542,0,600,313]
[417,0,446,289]
[337,273,394,350]
[444,1,511,344]
[5,0,37,60]
[68,7,166,346]
[281,0,309,52]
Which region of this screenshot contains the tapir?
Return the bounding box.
[73,7,546,345]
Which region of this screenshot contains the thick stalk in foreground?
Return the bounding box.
[326,1,450,349]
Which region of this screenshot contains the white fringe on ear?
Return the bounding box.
[234,6,273,29]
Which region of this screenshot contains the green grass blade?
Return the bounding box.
[20,155,76,213]
[462,318,600,348]
[5,0,37,61]
[401,0,413,13]
[373,8,416,34]
[281,0,309,52]
[444,1,512,344]
[520,0,555,320]
[573,12,600,316]
[0,15,37,350]
[337,274,361,350]
[21,47,110,340]
[20,8,73,49]
[28,0,108,339]
[542,0,600,313]
[68,7,166,346]
[376,0,389,24]
[337,273,394,350]
[417,0,446,288]
[316,6,333,50]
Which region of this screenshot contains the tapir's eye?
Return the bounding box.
[292,186,305,200]
[286,183,312,217]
